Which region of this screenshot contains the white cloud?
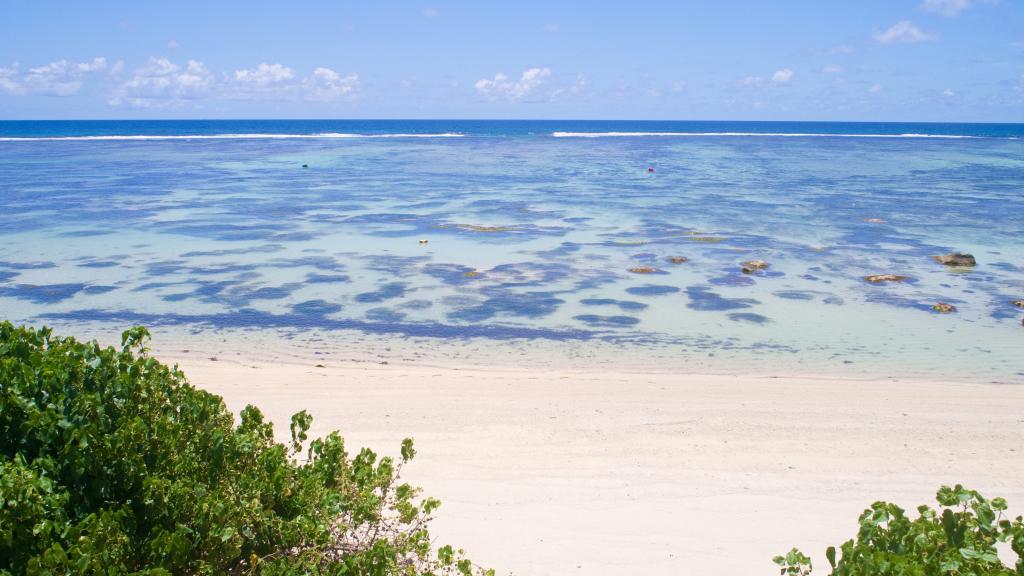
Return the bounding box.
[874,21,938,44]
[822,64,843,74]
[0,57,108,96]
[224,63,299,100]
[830,44,855,54]
[771,68,794,83]
[303,67,360,100]
[922,0,971,16]
[550,73,585,99]
[422,7,439,18]
[543,23,560,33]
[943,87,955,96]
[738,68,794,87]
[0,65,22,95]
[167,39,180,50]
[868,83,883,93]
[110,57,212,107]
[671,80,687,93]
[76,58,108,73]
[234,63,295,86]
[475,67,553,101]
[921,0,997,17]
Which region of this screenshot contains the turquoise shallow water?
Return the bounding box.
[1,120,1023,381]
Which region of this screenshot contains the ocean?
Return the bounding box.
[1,120,1022,381]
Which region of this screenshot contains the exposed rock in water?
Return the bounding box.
[628,266,659,274]
[1012,299,1024,309]
[740,260,769,274]
[932,302,956,313]
[933,253,976,267]
[667,256,689,264]
[863,274,910,284]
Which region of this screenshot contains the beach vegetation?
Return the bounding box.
[0,321,490,576]
[775,485,1024,575]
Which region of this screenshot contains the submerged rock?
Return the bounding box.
[864,274,910,284]
[932,302,956,313]
[933,253,976,267]
[1012,299,1024,309]
[740,260,769,274]
[462,270,481,279]
[628,266,659,274]
[667,256,689,264]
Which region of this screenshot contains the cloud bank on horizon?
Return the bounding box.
[1,0,1021,121]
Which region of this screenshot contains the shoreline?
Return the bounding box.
[37,319,1024,385]
[177,356,1024,575]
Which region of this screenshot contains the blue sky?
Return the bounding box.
[1,0,1022,121]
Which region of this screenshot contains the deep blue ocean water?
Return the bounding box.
[1,120,1022,380]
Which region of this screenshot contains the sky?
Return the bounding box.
[1,0,1022,121]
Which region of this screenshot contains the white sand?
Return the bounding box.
[175,356,1024,575]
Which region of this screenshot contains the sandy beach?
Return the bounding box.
[174,355,1024,576]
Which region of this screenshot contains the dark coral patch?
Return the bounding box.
[0,260,56,270]
[423,263,480,285]
[580,298,648,311]
[709,274,755,287]
[399,299,434,310]
[306,273,351,284]
[0,283,86,304]
[773,290,815,301]
[365,307,407,322]
[574,314,641,327]
[626,284,680,296]
[728,312,770,324]
[355,282,408,303]
[447,290,563,322]
[685,286,759,311]
[77,260,121,269]
[292,299,342,316]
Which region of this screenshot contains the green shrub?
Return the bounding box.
[0,321,491,575]
[776,486,1024,575]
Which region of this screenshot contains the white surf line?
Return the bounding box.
[0,132,465,142]
[551,131,984,139]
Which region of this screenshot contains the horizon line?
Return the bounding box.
[1,118,1023,125]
